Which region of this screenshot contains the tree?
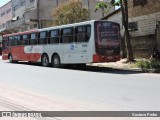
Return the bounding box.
[94,1,111,17]
[113,0,134,62]
[52,0,89,26]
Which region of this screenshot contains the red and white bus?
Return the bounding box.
[2,20,120,67]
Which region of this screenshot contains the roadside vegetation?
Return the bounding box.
[136,60,160,73]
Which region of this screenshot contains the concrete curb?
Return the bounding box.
[91,64,142,72]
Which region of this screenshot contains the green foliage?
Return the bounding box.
[95,2,109,12]
[136,60,160,73]
[52,0,89,26]
[111,0,121,6]
[94,1,111,17]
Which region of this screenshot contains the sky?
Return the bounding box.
[0,0,10,7]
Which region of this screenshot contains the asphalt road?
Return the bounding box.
[0,58,160,120]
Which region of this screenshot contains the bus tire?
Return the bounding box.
[52,54,61,68]
[41,54,49,67]
[9,54,13,63]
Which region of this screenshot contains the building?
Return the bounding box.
[0,1,12,54]
[101,8,122,31]
[102,0,160,58]
[11,0,56,32]
[0,0,115,35]
[128,0,160,58]
[83,0,115,20]
[0,1,12,37]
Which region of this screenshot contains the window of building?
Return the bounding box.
[21,1,25,6]
[75,25,91,42]
[39,32,47,44]
[49,30,59,44]
[13,4,19,11]
[62,28,74,43]
[30,0,35,2]
[2,23,5,27]
[30,33,37,45]
[128,22,138,31]
[133,0,148,7]
[30,24,37,29]
[1,12,5,17]
[6,9,11,14]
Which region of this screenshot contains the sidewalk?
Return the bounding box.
[92,59,142,71]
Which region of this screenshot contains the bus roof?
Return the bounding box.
[39,20,117,32]
[3,29,38,37]
[3,20,116,37]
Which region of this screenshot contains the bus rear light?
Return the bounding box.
[93,54,101,62]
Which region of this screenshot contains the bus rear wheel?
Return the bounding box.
[41,54,49,67]
[52,54,61,68]
[9,54,13,63]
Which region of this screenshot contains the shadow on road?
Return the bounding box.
[65,65,143,74]
[7,62,143,75]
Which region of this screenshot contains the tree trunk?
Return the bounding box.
[102,8,105,17]
[120,0,134,62]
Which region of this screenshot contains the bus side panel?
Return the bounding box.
[24,46,42,62]
[2,46,41,62]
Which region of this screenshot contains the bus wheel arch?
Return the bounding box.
[51,53,61,68]
[8,53,17,63]
[41,53,49,67]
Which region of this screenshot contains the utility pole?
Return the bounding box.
[37,0,41,29]
[87,0,91,20]
[56,0,59,6]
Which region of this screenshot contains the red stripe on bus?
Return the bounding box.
[2,46,41,62]
[93,54,120,63]
[3,30,39,37]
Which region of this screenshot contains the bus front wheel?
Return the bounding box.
[41,54,49,67]
[52,54,61,68]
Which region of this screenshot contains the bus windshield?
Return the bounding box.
[95,21,120,56]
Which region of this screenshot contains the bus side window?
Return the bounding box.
[75,25,91,43]
[86,25,91,42]
[75,26,86,42]
[30,33,37,45]
[8,36,14,46]
[17,36,21,45]
[62,28,74,43]
[14,36,20,46]
[39,31,47,44]
[22,34,29,45]
[2,37,8,48]
[49,30,59,44]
